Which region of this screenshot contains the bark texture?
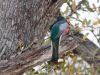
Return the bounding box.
[0,0,100,75]
[0,0,67,75]
[0,0,65,60]
[0,35,79,75]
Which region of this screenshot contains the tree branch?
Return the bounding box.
[69,0,86,16]
[0,33,100,75]
[73,34,100,66]
[0,35,78,75]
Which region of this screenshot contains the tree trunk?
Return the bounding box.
[0,0,66,74]
[0,0,65,60]
[0,0,100,75]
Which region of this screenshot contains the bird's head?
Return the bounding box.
[56,16,66,21]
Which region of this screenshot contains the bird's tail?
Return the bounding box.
[51,39,59,62]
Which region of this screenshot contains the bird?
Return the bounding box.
[50,16,69,62]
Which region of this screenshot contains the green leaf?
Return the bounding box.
[75,12,80,19]
[94,48,99,55]
[97,31,100,36]
[83,0,90,8]
[85,18,87,24]
[66,16,82,22]
[58,61,65,69]
[87,8,94,12]
[28,68,35,72]
[34,71,39,74]
[39,73,47,75]
[80,53,84,57]
[41,38,51,46]
[90,29,94,32]
[87,19,91,25]
[98,38,100,42]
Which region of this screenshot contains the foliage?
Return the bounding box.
[63,0,100,45]
[24,52,98,75]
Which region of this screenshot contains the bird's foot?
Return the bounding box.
[50,57,59,63]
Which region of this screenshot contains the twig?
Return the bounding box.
[69,0,86,16]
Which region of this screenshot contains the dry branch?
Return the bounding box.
[0,33,100,75]
[0,34,79,75]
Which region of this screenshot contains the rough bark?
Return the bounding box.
[0,33,100,75]
[0,0,100,75]
[73,34,100,66]
[0,0,66,74]
[0,35,79,75]
[0,0,65,60]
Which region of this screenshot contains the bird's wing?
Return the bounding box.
[56,22,69,38]
[55,30,64,39]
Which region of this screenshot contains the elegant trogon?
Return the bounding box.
[51,16,69,62]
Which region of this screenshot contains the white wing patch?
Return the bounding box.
[59,22,69,30]
[55,22,69,38]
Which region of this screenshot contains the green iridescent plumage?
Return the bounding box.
[51,16,69,62]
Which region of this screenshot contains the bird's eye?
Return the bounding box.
[57,18,61,21]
